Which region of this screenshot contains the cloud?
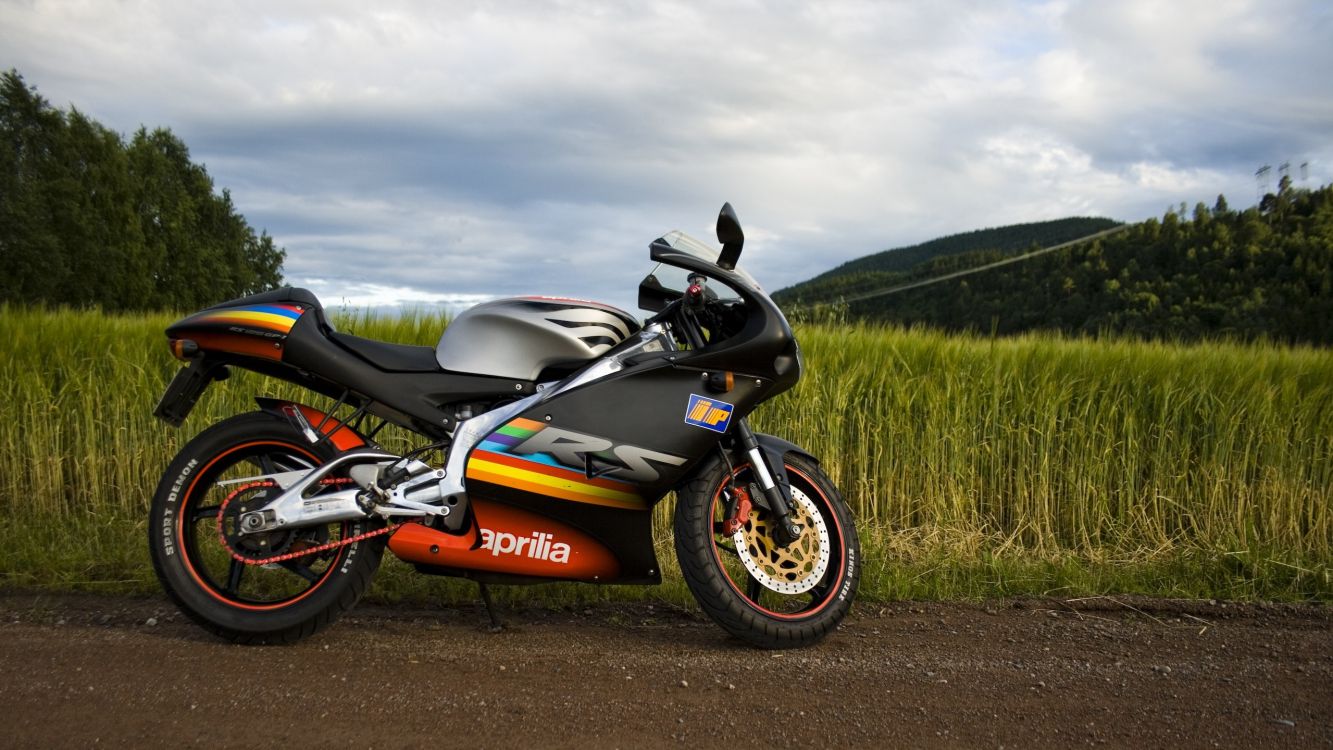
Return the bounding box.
[2,0,1330,310]
[301,278,492,315]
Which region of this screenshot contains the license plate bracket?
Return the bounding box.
[154,358,226,426]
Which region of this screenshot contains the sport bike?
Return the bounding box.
[149,203,860,648]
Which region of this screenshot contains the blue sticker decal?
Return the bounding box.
[684,394,734,433]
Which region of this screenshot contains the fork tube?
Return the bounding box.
[733,419,803,545]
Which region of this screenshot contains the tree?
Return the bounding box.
[0,70,68,303]
[0,69,285,311]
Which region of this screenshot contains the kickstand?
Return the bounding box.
[477,582,505,632]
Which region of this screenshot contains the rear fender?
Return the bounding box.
[254,397,367,452]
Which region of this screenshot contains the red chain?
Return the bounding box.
[215,478,403,566]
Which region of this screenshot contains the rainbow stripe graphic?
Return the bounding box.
[189,303,305,335]
[466,418,646,510]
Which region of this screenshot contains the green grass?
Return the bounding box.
[1,305,1329,603]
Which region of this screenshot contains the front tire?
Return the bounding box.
[148,411,384,644]
[675,452,860,648]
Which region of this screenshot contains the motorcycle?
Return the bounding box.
[148,203,859,648]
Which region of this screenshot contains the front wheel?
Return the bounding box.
[675,452,859,648]
[148,411,385,644]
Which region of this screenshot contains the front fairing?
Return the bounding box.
[459,225,803,513]
[639,233,802,396]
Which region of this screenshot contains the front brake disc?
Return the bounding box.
[731,486,831,595]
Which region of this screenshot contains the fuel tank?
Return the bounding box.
[436,297,640,380]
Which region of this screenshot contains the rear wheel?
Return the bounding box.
[148,411,384,644]
[674,452,859,648]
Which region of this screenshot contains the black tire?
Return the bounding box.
[674,452,860,649]
[148,411,385,644]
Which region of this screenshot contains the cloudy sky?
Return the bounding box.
[3,0,1330,313]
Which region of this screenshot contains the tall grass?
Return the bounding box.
[1,305,1329,601]
[757,326,1332,599]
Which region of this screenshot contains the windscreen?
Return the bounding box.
[639,230,761,309]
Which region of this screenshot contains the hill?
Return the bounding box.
[810,216,1120,279]
[774,183,1333,346]
[779,217,1120,304]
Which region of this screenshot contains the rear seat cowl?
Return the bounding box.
[206,286,336,332]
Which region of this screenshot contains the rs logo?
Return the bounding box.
[512,427,687,483]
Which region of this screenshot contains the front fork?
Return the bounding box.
[729,419,804,546]
[666,293,803,545]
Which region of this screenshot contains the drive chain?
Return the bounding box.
[216,478,402,566]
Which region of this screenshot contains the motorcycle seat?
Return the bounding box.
[206,286,440,372]
[328,332,442,373]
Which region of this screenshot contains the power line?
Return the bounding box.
[798,223,1133,308]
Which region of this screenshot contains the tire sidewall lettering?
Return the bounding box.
[160,458,199,557]
[838,548,856,602]
[338,528,360,574]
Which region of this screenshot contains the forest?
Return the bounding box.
[800,216,1122,281]
[0,70,284,311]
[775,183,1333,346]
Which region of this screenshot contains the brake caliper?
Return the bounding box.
[721,484,754,536]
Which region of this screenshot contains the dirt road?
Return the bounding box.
[0,592,1327,748]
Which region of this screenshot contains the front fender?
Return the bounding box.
[675,432,818,504]
[752,433,818,503]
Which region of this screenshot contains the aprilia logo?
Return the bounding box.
[479,528,571,564]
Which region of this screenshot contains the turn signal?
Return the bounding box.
[169,338,199,361]
[706,371,734,393]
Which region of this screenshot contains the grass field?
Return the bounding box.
[1,305,1329,606]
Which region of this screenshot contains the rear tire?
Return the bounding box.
[675,452,859,649]
[148,411,384,644]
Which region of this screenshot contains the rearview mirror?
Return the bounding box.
[716,202,744,271]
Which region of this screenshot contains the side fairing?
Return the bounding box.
[452,360,769,584]
[466,417,653,510]
[388,501,623,582]
[465,359,773,505]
